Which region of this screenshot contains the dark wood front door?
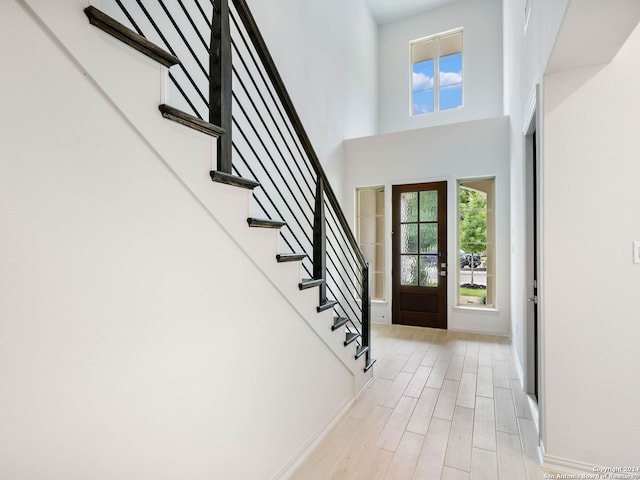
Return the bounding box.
[392,181,447,329]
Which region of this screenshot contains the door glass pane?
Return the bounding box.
[401,255,418,286]
[401,224,418,254]
[400,192,418,222]
[420,255,438,287]
[419,224,438,253]
[419,190,438,221]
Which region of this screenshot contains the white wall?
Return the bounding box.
[504,0,640,470]
[502,0,569,398]
[542,19,640,470]
[246,0,378,197]
[343,117,511,335]
[0,1,357,478]
[377,0,503,134]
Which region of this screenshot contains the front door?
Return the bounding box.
[392,181,447,329]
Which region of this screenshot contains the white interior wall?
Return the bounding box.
[502,0,570,394]
[245,0,378,199]
[542,15,640,470]
[343,117,511,335]
[377,0,503,134]
[505,0,640,470]
[0,2,356,478]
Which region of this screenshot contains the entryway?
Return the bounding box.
[391,181,447,329]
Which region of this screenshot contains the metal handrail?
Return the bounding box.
[102,0,371,364]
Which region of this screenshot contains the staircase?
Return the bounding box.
[78,0,374,379]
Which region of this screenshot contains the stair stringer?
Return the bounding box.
[21,0,372,391]
[204,182,371,392]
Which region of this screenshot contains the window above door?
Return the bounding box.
[411,29,463,115]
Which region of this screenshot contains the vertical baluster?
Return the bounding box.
[210,0,232,172]
[362,263,371,355]
[313,178,327,305]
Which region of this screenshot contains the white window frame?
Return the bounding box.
[457,177,496,308]
[410,28,464,115]
[355,186,386,301]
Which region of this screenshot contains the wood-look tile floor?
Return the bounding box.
[291,323,545,480]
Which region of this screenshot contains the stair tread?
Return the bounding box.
[331,316,349,331]
[344,332,359,346]
[355,345,369,359]
[299,278,324,290]
[247,218,286,229]
[364,357,376,372]
[210,171,259,190]
[276,253,307,263]
[159,104,225,138]
[84,6,180,67]
[317,299,338,312]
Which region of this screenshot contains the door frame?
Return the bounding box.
[391,181,448,329]
[524,112,539,399]
[523,84,545,446]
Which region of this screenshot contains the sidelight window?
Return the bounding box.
[458,178,495,307]
[356,187,385,300]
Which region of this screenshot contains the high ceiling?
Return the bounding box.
[365,0,462,25]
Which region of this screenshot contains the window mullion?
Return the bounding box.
[435,38,440,112]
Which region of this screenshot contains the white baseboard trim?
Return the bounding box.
[543,452,598,476]
[539,438,546,466]
[510,342,525,384]
[273,376,374,480]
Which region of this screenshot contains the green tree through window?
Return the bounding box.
[458,179,494,308]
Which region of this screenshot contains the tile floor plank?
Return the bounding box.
[384,431,425,480]
[378,371,413,409]
[445,406,474,472]
[407,386,440,435]
[443,466,471,480]
[470,447,498,480]
[375,395,418,451]
[517,417,541,480]
[497,431,528,479]
[433,379,460,421]
[402,349,427,374]
[292,324,544,480]
[446,354,465,381]
[349,378,392,421]
[413,417,452,479]
[330,405,393,480]
[378,354,411,381]
[457,372,477,409]
[404,365,432,398]
[421,344,441,367]
[492,359,510,389]
[426,358,450,389]
[510,378,533,420]
[473,396,496,451]
[494,387,519,435]
[477,365,494,398]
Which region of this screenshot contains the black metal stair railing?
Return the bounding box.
[99,0,215,119]
[99,0,373,370]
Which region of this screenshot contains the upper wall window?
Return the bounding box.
[411,30,463,115]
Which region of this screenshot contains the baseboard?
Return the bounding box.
[543,452,599,476]
[510,342,525,383]
[273,376,374,480]
[538,438,546,467]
